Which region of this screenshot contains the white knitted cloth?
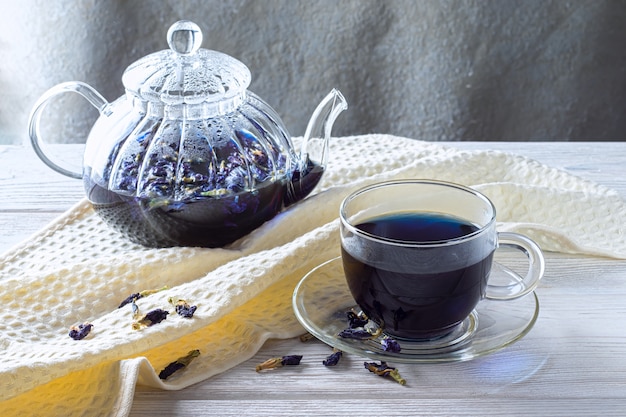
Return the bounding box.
[1,135,625,416]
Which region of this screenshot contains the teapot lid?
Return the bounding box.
[121,20,251,107]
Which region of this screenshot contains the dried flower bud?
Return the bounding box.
[159,349,201,380]
[347,310,369,328]
[381,337,402,353]
[337,328,373,340]
[118,293,141,309]
[169,297,197,318]
[281,355,304,366]
[323,350,343,367]
[69,323,93,340]
[364,361,406,385]
[256,355,303,372]
[118,286,168,308]
[159,361,185,380]
[144,308,169,324]
[255,357,283,372]
[132,308,169,330]
[176,303,197,318]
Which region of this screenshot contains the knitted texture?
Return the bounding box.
[1,135,625,416]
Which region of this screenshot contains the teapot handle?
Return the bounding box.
[28,81,109,179]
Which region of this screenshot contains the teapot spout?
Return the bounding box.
[300,88,348,172]
[285,89,347,206]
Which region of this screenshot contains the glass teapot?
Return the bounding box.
[28,20,347,248]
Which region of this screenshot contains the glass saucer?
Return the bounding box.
[292,257,540,363]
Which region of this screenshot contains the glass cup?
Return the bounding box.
[339,179,545,341]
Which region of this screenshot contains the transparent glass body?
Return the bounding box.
[29,21,347,247]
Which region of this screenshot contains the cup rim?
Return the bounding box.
[339,179,497,248]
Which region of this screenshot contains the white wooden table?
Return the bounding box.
[2,142,625,416]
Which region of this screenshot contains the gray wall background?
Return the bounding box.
[1,0,625,145]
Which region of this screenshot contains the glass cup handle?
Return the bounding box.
[485,232,545,301]
[28,81,109,179]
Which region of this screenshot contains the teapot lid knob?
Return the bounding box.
[167,20,203,55]
[122,20,251,108]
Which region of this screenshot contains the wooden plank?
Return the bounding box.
[1,142,625,417]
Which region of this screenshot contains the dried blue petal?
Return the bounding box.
[225,166,247,191]
[347,311,369,328]
[118,293,141,308]
[69,323,93,340]
[256,355,303,371]
[281,355,303,366]
[169,297,197,318]
[159,349,200,380]
[323,350,343,367]
[364,361,406,385]
[159,361,185,380]
[144,308,169,325]
[338,328,373,340]
[133,308,169,330]
[365,361,390,373]
[176,303,197,318]
[381,337,402,353]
